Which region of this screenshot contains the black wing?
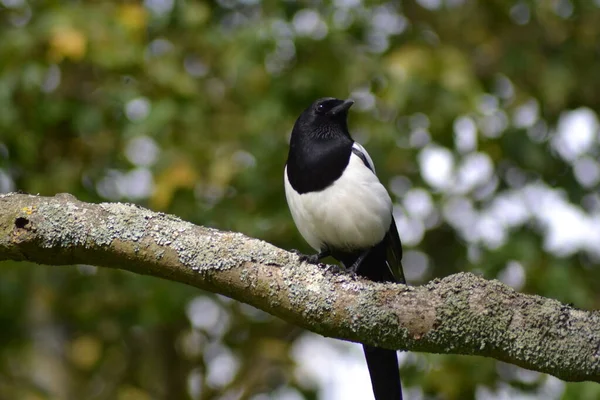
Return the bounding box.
[384,217,406,284]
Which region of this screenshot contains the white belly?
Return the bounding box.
[284,154,392,251]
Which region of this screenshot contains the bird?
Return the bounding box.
[284,97,406,400]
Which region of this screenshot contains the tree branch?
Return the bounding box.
[1,193,598,382]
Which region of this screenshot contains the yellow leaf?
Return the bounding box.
[49,26,87,62]
[151,160,198,210]
[69,335,102,370]
[117,4,148,33]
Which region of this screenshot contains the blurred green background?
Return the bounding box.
[1,0,600,399]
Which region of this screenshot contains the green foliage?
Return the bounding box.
[1,0,599,399]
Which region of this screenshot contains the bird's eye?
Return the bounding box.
[316,104,326,113]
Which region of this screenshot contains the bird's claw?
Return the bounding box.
[291,249,321,264]
[347,262,360,274]
[291,250,356,278]
[345,269,359,279]
[324,264,343,274]
[290,249,304,257]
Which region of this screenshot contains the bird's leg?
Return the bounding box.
[292,248,330,264]
[347,248,372,274]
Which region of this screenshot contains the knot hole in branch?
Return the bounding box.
[15,217,29,229]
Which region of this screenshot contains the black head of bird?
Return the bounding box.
[292,97,354,140]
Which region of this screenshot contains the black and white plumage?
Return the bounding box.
[284,97,406,400]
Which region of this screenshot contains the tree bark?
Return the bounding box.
[1,192,599,383]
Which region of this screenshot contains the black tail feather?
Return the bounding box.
[363,345,403,400]
[334,238,404,400]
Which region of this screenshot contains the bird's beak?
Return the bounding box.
[328,99,354,116]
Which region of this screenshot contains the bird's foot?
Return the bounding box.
[347,261,360,274]
[323,264,343,274]
[344,268,359,279]
[292,248,332,265]
[346,248,371,275]
[291,249,321,264]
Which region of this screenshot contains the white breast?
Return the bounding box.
[284,153,392,252]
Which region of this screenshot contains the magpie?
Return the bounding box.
[284,97,406,400]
